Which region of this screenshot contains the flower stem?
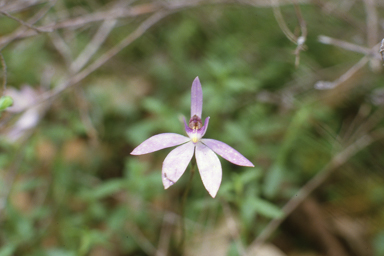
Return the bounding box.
[178,159,195,253]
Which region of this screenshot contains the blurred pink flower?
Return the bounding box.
[3,85,47,143]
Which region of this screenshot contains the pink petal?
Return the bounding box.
[195,142,222,198]
[191,77,203,118]
[162,142,195,189]
[201,139,254,167]
[131,133,190,155]
[199,117,210,138]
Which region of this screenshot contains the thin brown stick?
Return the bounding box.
[0,0,56,50]
[179,160,196,253]
[0,52,6,95]
[318,35,382,59]
[293,0,307,67]
[70,19,117,73]
[126,222,157,255]
[247,133,375,252]
[0,10,51,33]
[0,0,311,47]
[35,10,170,108]
[222,201,246,256]
[155,213,175,256]
[74,87,99,146]
[363,0,378,49]
[0,0,46,13]
[48,30,73,66]
[271,0,297,44]
[363,0,380,71]
[314,55,369,90]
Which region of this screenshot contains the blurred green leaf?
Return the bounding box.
[46,250,76,256]
[0,244,16,256]
[80,179,125,200]
[251,198,283,219]
[373,231,384,256]
[79,229,109,256]
[263,163,284,198]
[0,96,13,111]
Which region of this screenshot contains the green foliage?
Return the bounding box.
[0,96,13,111]
[0,1,383,255]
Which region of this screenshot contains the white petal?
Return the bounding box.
[162,142,195,189]
[201,139,254,167]
[195,142,222,198]
[131,133,190,155]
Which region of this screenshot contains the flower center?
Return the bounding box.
[188,115,203,143]
[189,115,202,130]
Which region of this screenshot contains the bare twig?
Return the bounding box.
[0,0,56,50]
[0,2,158,47]
[247,133,375,252]
[0,0,311,47]
[32,10,170,109]
[0,52,6,95]
[0,146,25,218]
[48,31,73,66]
[347,106,384,146]
[126,222,157,255]
[222,201,246,256]
[270,0,307,67]
[0,10,51,33]
[0,0,46,13]
[293,0,307,67]
[318,35,381,59]
[363,0,380,71]
[315,39,383,90]
[155,213,176,256]
[314,55,369,90]
[271,0,297,44]
[363,0,378,49]
[74,87,99,145]
[70,19,117,73]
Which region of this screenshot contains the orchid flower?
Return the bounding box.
[131,77,254,198]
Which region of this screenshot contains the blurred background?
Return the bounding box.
[0,0,383,255]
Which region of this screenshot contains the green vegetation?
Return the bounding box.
[0,1,383,255]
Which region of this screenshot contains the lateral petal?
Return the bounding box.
[201,139,254,167]
[162,142,195,189]
[131,133,190,155]
[199,117,210,138]
[191,77,203,118]
[195,142,222,198]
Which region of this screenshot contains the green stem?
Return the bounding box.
[178,159,195,253]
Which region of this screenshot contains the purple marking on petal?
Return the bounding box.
[184,116,210,143]
[195,142,222,198]
[201,139,254,167]
[191,77,203,118]
[162,142,195,189]
[131,133,190,155]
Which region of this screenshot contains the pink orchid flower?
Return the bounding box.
[131,77,254,197]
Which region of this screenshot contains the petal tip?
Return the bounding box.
[208,190,218,198]
[242,160,255,167]
[130,149,139,155]
[162,175,175,189]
